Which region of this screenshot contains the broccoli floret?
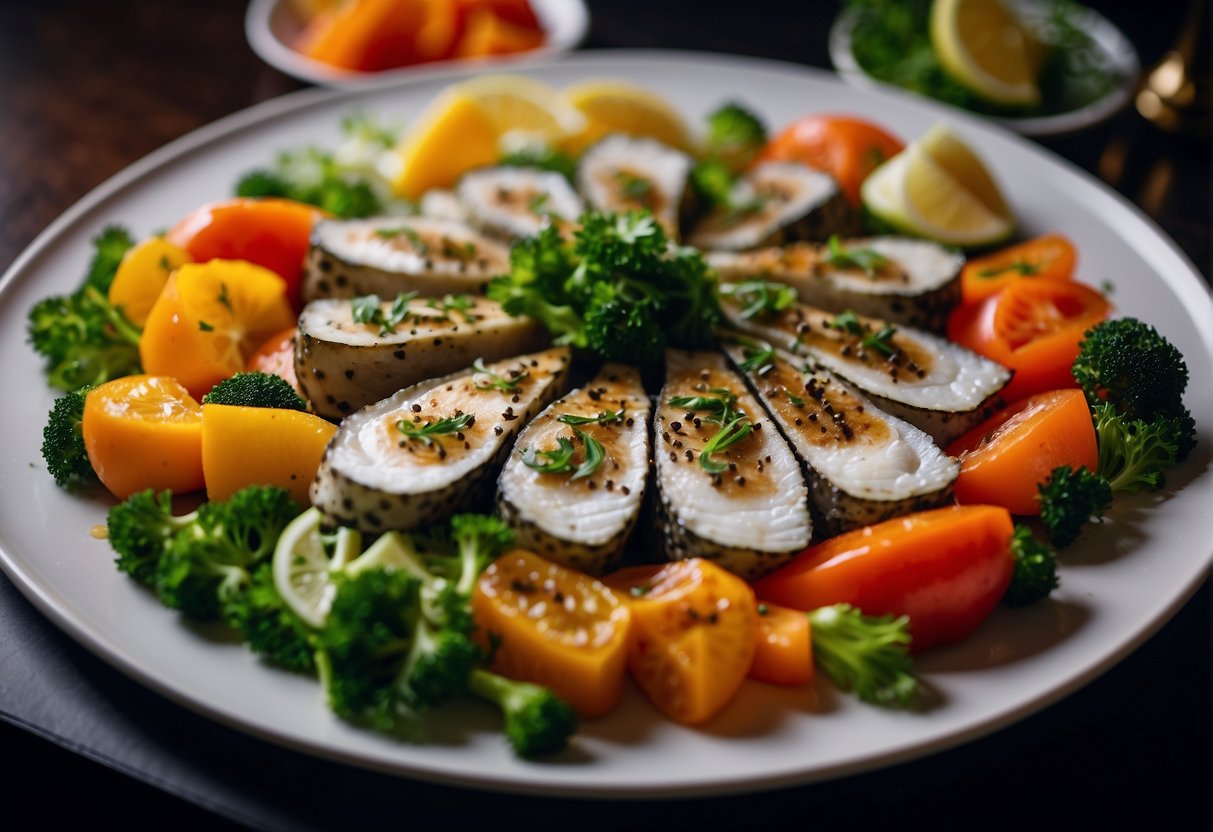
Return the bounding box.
[41,387,97,490]
[107,489,199,586]
[688,159,735,211]
[584,296,664,365]
[316,567,422,723]
[223,561,316,673]
[1004,525,1059,608]
[488,210,719,361]
[1038,465,1112,548]
[1072,318,1189,423]
[202,371,306,411]
[809,604,917,708]
[468,668,578,758]
[155,486,301,619]
[27,286,143,391]
[703,102,768,171]
[1093,401,1193,491]
[499,145,578,182]
[83,225,137,293]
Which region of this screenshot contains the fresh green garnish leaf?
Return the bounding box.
[862,325,898,357]
[614,170,653,203]
[351,292,417,336]
[471,357,528,392]
[198,320,215,332]
[521,436,576,473]
[699,416,752,474]
[439,236,477,260]
[669,388,740,426]
[831,309,863,335]
[573,430,605,480]
[721,280,798,320]
[1004,525,1059,607]
[821,235,891,276]
[395,412,474,446]
[978,260,1040,278]
[809,603,917,708]
[737,340,776,376]
[557,408,625,426]
[498,145,578,182]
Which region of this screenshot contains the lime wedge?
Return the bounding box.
[930,0,1041,106]
[272,508,361,629]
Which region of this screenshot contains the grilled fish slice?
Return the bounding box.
[721,338,957,535]
[457,166,584,240]
[576,134,693,240]
[719,295,1012,445]
[496,363,650,575]
[311,347,571,533]
[418,189,466,222]
[303,217,510,302]
[296,294,549,419]
[687,162,860,251]
[652,350,812,580]
[707,237,964,332]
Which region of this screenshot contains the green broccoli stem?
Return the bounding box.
[468,667,578,758]
[87,285,142,345]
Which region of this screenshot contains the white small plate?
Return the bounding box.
[829,3,1140,137]
[246,0,590,88]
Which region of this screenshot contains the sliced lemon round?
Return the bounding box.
[861,123,1013,248]
[930,0,1041,107]
[273,507,362,628]
[390,75,586,199]
[562,79,693,152]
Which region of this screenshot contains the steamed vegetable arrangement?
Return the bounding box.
[27,78,1198,759]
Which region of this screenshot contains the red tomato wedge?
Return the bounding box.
[960,233,1078,304]
[750,602,814,687]
[167,198,326,311]
[756,114,905,205]
[948,278,1111,402]
[753,506,1015,653]
[946,388,1098,516]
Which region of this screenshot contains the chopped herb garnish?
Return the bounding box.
[472,357,528,392]
[439,236,476,260]
[198,320,214,332]
[158,255,172,272]
[395,412,474,446]
[785,389,806,407]
[614,170,653,203]
[821,235,891,277]
[669,388,741,426]
[377,226,429,254]
[699,416,753,474]
[721,280,798,320]
[862,325,898,357]
[217,283,233,313]
[558,408,625,426]
[527,192,553,216]
[426,293,475,322]
[521,429,604,479]
[978,260,1040,278]
[521,436,576,473]
[738,339,776,376]
[831,309,864,335]
[351,292,417,336]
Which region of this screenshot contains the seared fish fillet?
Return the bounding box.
[296,294,549,419]
[577,134,693,240]
[707,237,964,332]
[496,363,650,575]
[303,217,510,302]
[687,162,860,251]
[457,166,584,240]
[311,347,571,533]
[721,337,957,535]
[652,350,812,580]
[720,295,1011,445]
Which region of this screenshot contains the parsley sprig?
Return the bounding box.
[351,292,417,336]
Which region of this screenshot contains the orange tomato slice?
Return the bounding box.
[750,601,814,687]
[82,375,205,499]
[605,559,759,724]
[960,233,1077,304]
[472,549,632,718]
[107,237,192,327]
[948,277,1111,402]
[139,260,296,400]
[245,327,301,395]
[946,388,1098,516]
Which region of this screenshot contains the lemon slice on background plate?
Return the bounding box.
[561,79,694,152]
[861,122,1014,248]
[273,507,361,628]
[930,0,1043,107]
[390,74,586,198]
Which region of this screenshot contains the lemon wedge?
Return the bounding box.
[390,74,586,199]
[861,122,1013,248]
[562,79,693,152]
[930,0,1042,107]
[273,508,361,628]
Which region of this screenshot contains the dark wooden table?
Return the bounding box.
[2,1,1209,828]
